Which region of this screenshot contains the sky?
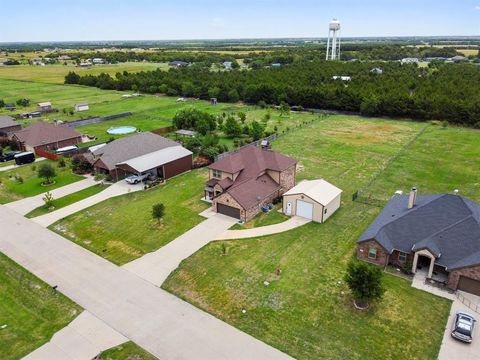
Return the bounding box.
[1,0,479,42]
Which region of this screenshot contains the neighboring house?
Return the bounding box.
[332,76,351,81]
[78,62,92,67]
[370,67,383,75]
[0,115,22,136]
[75,103,89,112]
[450,55,468,63]
[169,60,189,67]
[92,58,105,64]
[58,55,71,61]
[5,103,16,111]
[38,102,53,113]
[283,179,342,223]
[223,61,233,70]
[205,145,297,222]
[12,121,82,153]
[401,58,419,64]
[92,132,192,182]
[357,189,480,296]
[271,63,282,68]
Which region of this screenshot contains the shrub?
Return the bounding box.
[152,203,165,224]
[42,191,54,208]
[71,155,93,174]
[344,259,385,308]
[58,158,66,168]
[37,163,56,184]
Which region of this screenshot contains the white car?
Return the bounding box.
[451,311,476,343]
[125,174,148,184]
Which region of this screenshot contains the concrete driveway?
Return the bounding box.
[0,206,291,360]
[439,293,480,360]
[123,213,238,285]
[5,176,96,215]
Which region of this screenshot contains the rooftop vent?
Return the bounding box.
[408,187,417,209]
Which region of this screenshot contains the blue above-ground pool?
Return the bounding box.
[107,126,137,135]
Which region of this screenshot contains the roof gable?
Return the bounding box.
[13,121,80,147]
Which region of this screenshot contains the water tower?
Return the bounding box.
[326,19,341,61]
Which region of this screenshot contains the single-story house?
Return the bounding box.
[357,189,480,296]
[205,145,297,222]
[169,60,189,67]
[75,103,89,112]
[5,103,16,111]
[0,115,21,136]
[370,67,383,75]
[12,121,82,153]
[401,57,419,64]
[450,55,468,63]
[283,179,342,222]
[92,58,105,64]
[332,76,351,81]
[92,132,192,182]
[38,102,53,112]
[223,61,233,70]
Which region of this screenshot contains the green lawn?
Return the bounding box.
[26,184,109,218]
[230,204,289,230]
[99,342,157,360]
[0,252,81,360]
[0,160,84,204]
[50,170,209,265]
[162,116,466,360]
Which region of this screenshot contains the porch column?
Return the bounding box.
[412,252,419,273]
[428,257,435,278]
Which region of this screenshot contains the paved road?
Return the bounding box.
[33,181,143,227]
[123,213,238,286]
[216,216,311,240]
[5,177,95,216]
[0,157,45,173]
[23,311,128,360]
[0,206,291,360]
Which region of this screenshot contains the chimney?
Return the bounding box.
[408,187,417,209]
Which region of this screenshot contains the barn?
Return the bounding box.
[282,179,342,223]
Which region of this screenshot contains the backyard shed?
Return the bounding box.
[283,179,342,223]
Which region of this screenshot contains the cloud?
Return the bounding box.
[475,5,480,10]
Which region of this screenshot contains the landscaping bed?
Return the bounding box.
[230,204,289,230]
[99,342,157,360]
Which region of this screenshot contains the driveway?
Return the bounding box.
[0,206,291,360]
[33,181,143,227]
[123,213,238,286]
[438,293,480,360]
[5,177,96,215]
[216,216,311,240]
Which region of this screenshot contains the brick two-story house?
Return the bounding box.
[205,145,296,222]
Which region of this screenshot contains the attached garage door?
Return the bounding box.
[217,203,241,219]
[296,200,313,220]
[457,276,480,296]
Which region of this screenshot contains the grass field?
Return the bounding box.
[161,116,467,360]
[0,62,168,84]
[0,252,81,360]
[99,342,157,360]
[50,170,209,265]
[26,184,109,218]
[0,160,84,204]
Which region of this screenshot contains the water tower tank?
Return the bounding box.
[329,19,341,31]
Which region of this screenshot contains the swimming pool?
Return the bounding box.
[107,126,137,135]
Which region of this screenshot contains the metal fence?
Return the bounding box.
[64,112,132,128]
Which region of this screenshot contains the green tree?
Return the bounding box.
[237,111,247,124]
[344,260,385,308]
[250,120,266,141]
[64,71,80,84]
[37,163,56,184]
[279,101,290,117]
[42,191,55,208]
[152,203,165,224]
[224,116,242,137]
[360,95,380,116]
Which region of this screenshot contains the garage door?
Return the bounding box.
[296,200,313,220]
[217,203,241,219]
[457,276,480,296]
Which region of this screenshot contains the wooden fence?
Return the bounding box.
[35,148,59,161]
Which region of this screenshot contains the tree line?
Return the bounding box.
[65,60,480,126]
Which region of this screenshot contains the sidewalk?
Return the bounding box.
[5,177,96,216]
[33,181,143,227]
[0,157,45,173]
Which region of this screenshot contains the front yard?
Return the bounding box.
[0,252,81,360]
[0,160,84,204]
[50,170,209,265]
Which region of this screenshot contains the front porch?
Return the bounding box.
[412,267,455,300]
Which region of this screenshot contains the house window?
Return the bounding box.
[212,169,222,179]
[398,252,407,262]
[368,247,377,260]
[324,208,328,214]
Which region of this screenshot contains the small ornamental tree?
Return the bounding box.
[42,191,54,209]
[37,163,56,185]
[152,203,165,224]
[344,259,385,309]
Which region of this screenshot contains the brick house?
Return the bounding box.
[0,115,21,136]
[12,121,81,153]
[357,189,480,296]
[92,132,192,182]
[205,145,296,222]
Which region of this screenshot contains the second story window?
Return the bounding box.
[212,169,222,179]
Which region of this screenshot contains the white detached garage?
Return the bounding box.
[283,179,342,223]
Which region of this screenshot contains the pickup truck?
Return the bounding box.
[0,151,17,162]
[125,174,149,184]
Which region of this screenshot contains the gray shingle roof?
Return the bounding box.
[0,115,18,128]
[93,132,179,170]
[358,194,480,270]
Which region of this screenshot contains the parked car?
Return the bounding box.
[125,174,149,184]
[14,152,35,165]
[451,311,476,343]
[0,151,16,162]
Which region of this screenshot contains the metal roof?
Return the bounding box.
[283,179,342,206]
[118,146,192,173]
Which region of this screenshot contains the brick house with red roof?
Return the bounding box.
[205,145,297,222]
